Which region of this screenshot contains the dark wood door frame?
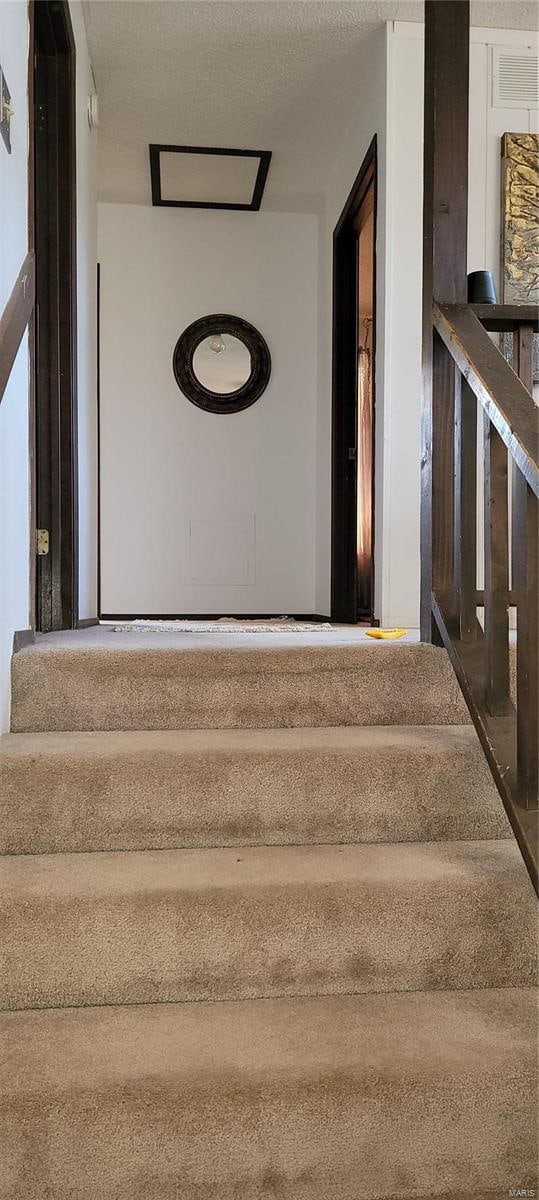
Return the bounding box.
[331,136,377,624]
[33,0,78,632]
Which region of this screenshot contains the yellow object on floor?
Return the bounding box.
[365,628,407,640]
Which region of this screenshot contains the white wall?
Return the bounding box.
[70,1,99,621]
[382,23,424,628]
[98,204,318,615]
[380,21,538,627]
[0,1,98,730]
[0,0,30,731]
[316,26,387,619]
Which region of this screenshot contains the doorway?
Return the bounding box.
[33,0,78,632]
[331,137,376,624]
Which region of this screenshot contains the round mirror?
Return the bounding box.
[173,314,271,414]
[192,333,252,395]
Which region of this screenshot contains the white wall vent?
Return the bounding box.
[492,46,538,109]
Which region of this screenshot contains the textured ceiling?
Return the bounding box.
[84,0,538,212]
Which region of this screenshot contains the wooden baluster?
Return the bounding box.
[454,376,477,639]
[484,414,510,715]
[514,324,534,380]
[513,473,538,806]
[513,325,538,807]
[511,326,533,581]
[430,332,456,619]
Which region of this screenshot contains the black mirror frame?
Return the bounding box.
[173,314,271,414]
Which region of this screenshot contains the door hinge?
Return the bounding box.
[36,529,49,556]
[348,446,357,461]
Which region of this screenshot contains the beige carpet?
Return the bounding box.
[10,637,470,731]
[1,839,535,1010]
[0,630,536,1199]
[0,725,510,854]
[1,991,536,1200]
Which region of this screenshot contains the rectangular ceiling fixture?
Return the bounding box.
[149,144,272,211]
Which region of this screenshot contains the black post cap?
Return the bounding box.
[467,270,497,304]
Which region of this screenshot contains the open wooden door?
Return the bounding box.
[331,137,376,624]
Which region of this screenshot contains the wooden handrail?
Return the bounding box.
[428,302,538,891]
[0,251,35,405]
[471,303,539,333]
[433,302,538,495]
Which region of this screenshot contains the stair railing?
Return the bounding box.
[427,300,538,890]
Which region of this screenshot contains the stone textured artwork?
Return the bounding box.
[501,132,538,304]
[501,132,539,383]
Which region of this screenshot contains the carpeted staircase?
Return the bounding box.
[0,630,537,1199]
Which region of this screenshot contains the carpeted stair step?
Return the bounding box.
[1,839,535,1010]
[0,725,511,855]
[1,988,536,1200]
[10,636,470,731]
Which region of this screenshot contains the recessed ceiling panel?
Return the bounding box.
[149,145,271,210]
[160,151,259,204]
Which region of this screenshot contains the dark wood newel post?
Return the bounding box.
[421,0,470,641]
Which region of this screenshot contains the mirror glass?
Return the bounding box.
[192,333,252,394]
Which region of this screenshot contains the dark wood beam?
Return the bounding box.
[0,251,35,405]
[421,0,470,640]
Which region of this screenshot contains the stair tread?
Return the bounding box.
[0,722,499,755]
[2,986,534,1089]
[1,990,535,1200]
[12,633,448,674]
[0,835,526,892]
[1,722,510,857]
[2,838,534,1010]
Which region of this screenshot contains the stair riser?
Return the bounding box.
[0,738,509,855]
[10,643,470,731]
[2,849,534,1010]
